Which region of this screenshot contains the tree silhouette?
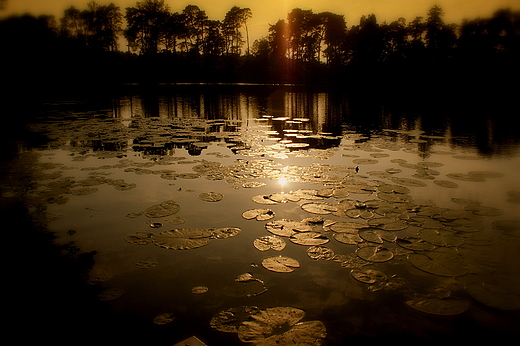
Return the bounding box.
[125,0,170,54]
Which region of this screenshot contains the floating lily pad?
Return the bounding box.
[465,282,520,310]
[153,312,176,325]
[301,202,338,215]
[492,220,520,237]
[243,181,267,188]
[210,306,261,333]
[98,288,124,301]
[307,246,335,260]
[408,248,467,276]
[199,192,224,202]
[252,194,278,205]
[143,200,181,218]
[353,158,378,165]
[269,192,301,203]
[390,177,427,187]
[211,227,242,239]
[351,267,387,284]
[406,297,469,315]
[192,286,209,294]
[253,235,286,251]
[418,228,464,247]
[446,173,486,182]
[433,180,459,188]
[265,219,312,237]
[358,228,397,243]
[152,228,211,250]
[124,232,155,245]
[262,256,300,273]
[237,307,326,345]
[135,260,158,269]
[356,246,394,262]
[290,232,329,246]
[396,237,436,251]
[242,208,275,221]
[464,204,503,216]
[368,217,408,231]
[329,221,367,233]
[333,232,363,245]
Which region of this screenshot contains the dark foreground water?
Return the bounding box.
[2,84,519,345]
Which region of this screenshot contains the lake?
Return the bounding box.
[3,84,520,345]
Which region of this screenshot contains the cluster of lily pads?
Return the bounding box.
[125,200,241,250]
[240,183,520,315]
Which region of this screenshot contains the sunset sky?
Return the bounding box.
[2,0,519,42]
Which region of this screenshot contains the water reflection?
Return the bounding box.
[6,84,520,345]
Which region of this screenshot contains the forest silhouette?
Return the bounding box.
[0,0,519,93]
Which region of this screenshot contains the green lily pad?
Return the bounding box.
[406,297,469,315]
[262,256,300,273]
[143,200,181,218]
[152,228,211,250]
[408,248,467,276]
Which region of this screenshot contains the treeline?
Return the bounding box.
[1,0,519,88]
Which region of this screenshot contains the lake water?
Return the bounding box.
[4,84,520,345]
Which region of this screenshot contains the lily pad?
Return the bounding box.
[418,228,464,247]
[152,228,211,250]
[252,194,278,205]
[396,237,436,251]
[356,245,394,262]
[406,297,469,315]
[211,227,242,239]
[390,177,427,187]
[350,267,387,284]
[368,217,408,231]
[253,235,286,251]
[289,232,329,246]
[98,288,124,301]
[143,200,181,218]
[210,306,261,333]
[301,202,338,215]
[192,286,209,294]
[492,220,520,237]
[199,192,224,202]
[265,220,312,237]
[262,256,300,273]
[433,180,459,188]
[329,221,367,233]
[153,312,176,325]
[358,228,397,243]
[465,282,520,310]
[307,246,335,260]
[333,232,363,245]
[408,248,467,276]
[242,208,275,221]
[124,232,155,245]
[237,307,326,345]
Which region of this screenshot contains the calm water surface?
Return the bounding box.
[6,84,520,345]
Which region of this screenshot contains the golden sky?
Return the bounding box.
[3,0,519,42]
